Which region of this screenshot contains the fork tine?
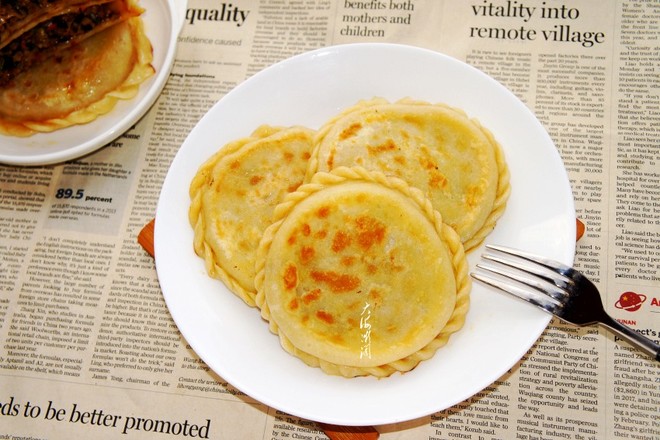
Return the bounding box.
[471,270,560,315]
[475,260,569,302]
[480,253,573,296]
[485,244,575,277]
[484,245,575,289]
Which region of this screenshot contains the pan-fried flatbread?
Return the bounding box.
[189,126,316,306]
[307,98,510,251]
[255,167,470,377]
[0,0,153,136]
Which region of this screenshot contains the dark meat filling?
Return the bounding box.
[0,3,120,86]
[0,0,62,19]
[0,0,62,38]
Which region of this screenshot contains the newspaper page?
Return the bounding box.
[1,0,658,439]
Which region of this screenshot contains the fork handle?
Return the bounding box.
[600,314,660,361]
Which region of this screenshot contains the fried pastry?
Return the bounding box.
[307,98,510,251]
[255,167,470,377]
[189,126,316,306]
[0,0,154,136]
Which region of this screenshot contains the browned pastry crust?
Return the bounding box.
[0,0,153,136]
[0,0,141,86]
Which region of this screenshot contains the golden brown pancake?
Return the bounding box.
[255,167,470,377]
[189,126,316,306]
[307,98,510,252]
[0,0,153,136]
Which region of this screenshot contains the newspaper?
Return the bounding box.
[1,0,658,438]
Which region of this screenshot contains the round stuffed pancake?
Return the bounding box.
[307,98,510,252]
[255,167,470,378]
[189,125,316,306]
[0,0,154,136]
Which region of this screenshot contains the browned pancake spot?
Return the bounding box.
[287,181,302,192]
[283,264,297,290]
[300,246,315,264]
[341,256,356,267]
[429,171,448,189]
[310,270,360,293]
[325,151,335,170]
[288,298,299,311]
[331,231,351,253]
[355,216,386,250]
[316,310,334,324]
[339,122,362,140]
[367,139,397,155]
[302,289,322,304]
[316,206,331,218]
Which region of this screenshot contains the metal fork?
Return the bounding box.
[471,244,660,362]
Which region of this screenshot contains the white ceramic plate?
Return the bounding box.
[0,0,186,166]
[155,44,575,426]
